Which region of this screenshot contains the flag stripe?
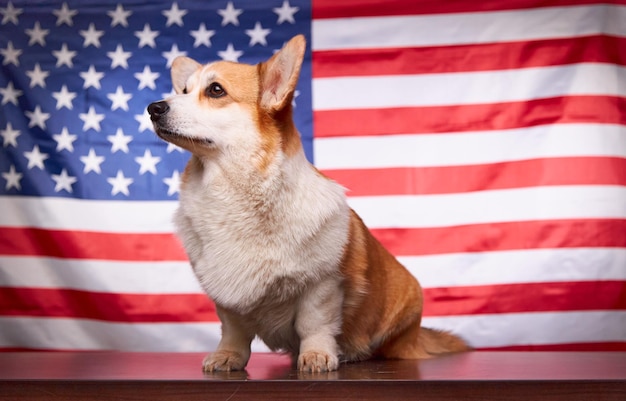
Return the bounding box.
[313,96,626,138]
[0,257,200,294]
[314,124,626,169]
[3,281,622,323]
[313,64,625,110]
[423,311,626,348]
[402,248,626,288]
[422,281,626,316]
[350,186,626,229]
[312,0,626,19]
[323,157,626,196]
[0,227,186,261]
[0,287,217,323]
[313,35,626,78]
[372,219,626,256]
[481,342,626,351]
[4,219,624,261]
[4,248,625,295]
[312,4,626,50]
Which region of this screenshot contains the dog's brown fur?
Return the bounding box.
[148,35,470,372]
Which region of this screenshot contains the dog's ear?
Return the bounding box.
[259,34,306,111]
[171,56,201,94]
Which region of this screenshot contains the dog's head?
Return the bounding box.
[148,35,306,168]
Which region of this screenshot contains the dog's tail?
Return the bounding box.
[418,327,471,356]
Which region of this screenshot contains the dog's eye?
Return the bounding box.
[206,82,226,98]
[182,87,188,94]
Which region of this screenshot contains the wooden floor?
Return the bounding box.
[1,351,625,400]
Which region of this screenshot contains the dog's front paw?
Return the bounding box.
[298,350,339,372]
[202,350,248,372]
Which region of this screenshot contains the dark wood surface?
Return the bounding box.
[1,351,625,400]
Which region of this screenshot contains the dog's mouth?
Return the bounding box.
[154,126,214,147]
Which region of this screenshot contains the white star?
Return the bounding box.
[0,81,22,105]
[107,86,132,111]
[79,106,105,132]
[163,2,187,27]
[0,2,22,25]
[134,66,160,90]
[23,144,49,170]
[80,65,104,89]
[26,63,49,88]
[52,43,77,68]
[218,1,242,26]
[51,168,77,193]
[162,44,187,68]
[107,44,132,69]
[53,2,78,27]
[1,41,21,66]
[292,89,300,107]
[163,170,181,196]
[107,128,132,153]
[2,165,22,190]
[135,24,159,48]
[52,85,76,109]
[108,4,132,27]
[1,122,20,147]
[273,0,299,24]
[52,127,77,152]
[25,105,50,130]
[135,109,153,133]
[218,43,243,62]
[166,142,184,153]
[80,148,105,174]
[135,149,161,175]
[107,170,133,196]
[79,23,104,48]
[25,21,49,46]
[190,23,215,48]
[245,22,271,46]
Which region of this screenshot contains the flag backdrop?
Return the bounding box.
[0,0,625,352]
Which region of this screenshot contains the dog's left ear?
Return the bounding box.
[171,56,201,94]
[259,35,306,111]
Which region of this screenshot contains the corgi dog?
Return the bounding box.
[148,35,469,373]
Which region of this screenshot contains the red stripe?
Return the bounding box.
[314,96,626,137]
[479,342,626,351]
[423,281,626,316]
[3,219,624,260]
[313,0,626,19]
[0,287,217,323]
[0,228,188,261]
[323,157,626,196]
[371,219,626,256]
[313,36,626,78]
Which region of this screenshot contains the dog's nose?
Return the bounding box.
[147,101,170,121]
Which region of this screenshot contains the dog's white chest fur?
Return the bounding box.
[174,151,350,315]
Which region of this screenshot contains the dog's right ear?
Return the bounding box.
[171,56,201,94]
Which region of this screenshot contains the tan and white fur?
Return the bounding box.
[148,35,469,373]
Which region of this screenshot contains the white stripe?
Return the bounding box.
[313,63,625,110]
[3,249,622,295]
[424,311,626,348]
[401,248,626,288]
[1,312,622,351]
[348,185,626,228]
[313,5,626,50]
[0,196,177,232]
[314,123,626,169]
[0,256,202,294]
[0,318,270,352]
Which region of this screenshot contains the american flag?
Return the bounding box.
[0,0,624,352]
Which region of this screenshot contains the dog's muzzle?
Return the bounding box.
[147,101,169,122]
